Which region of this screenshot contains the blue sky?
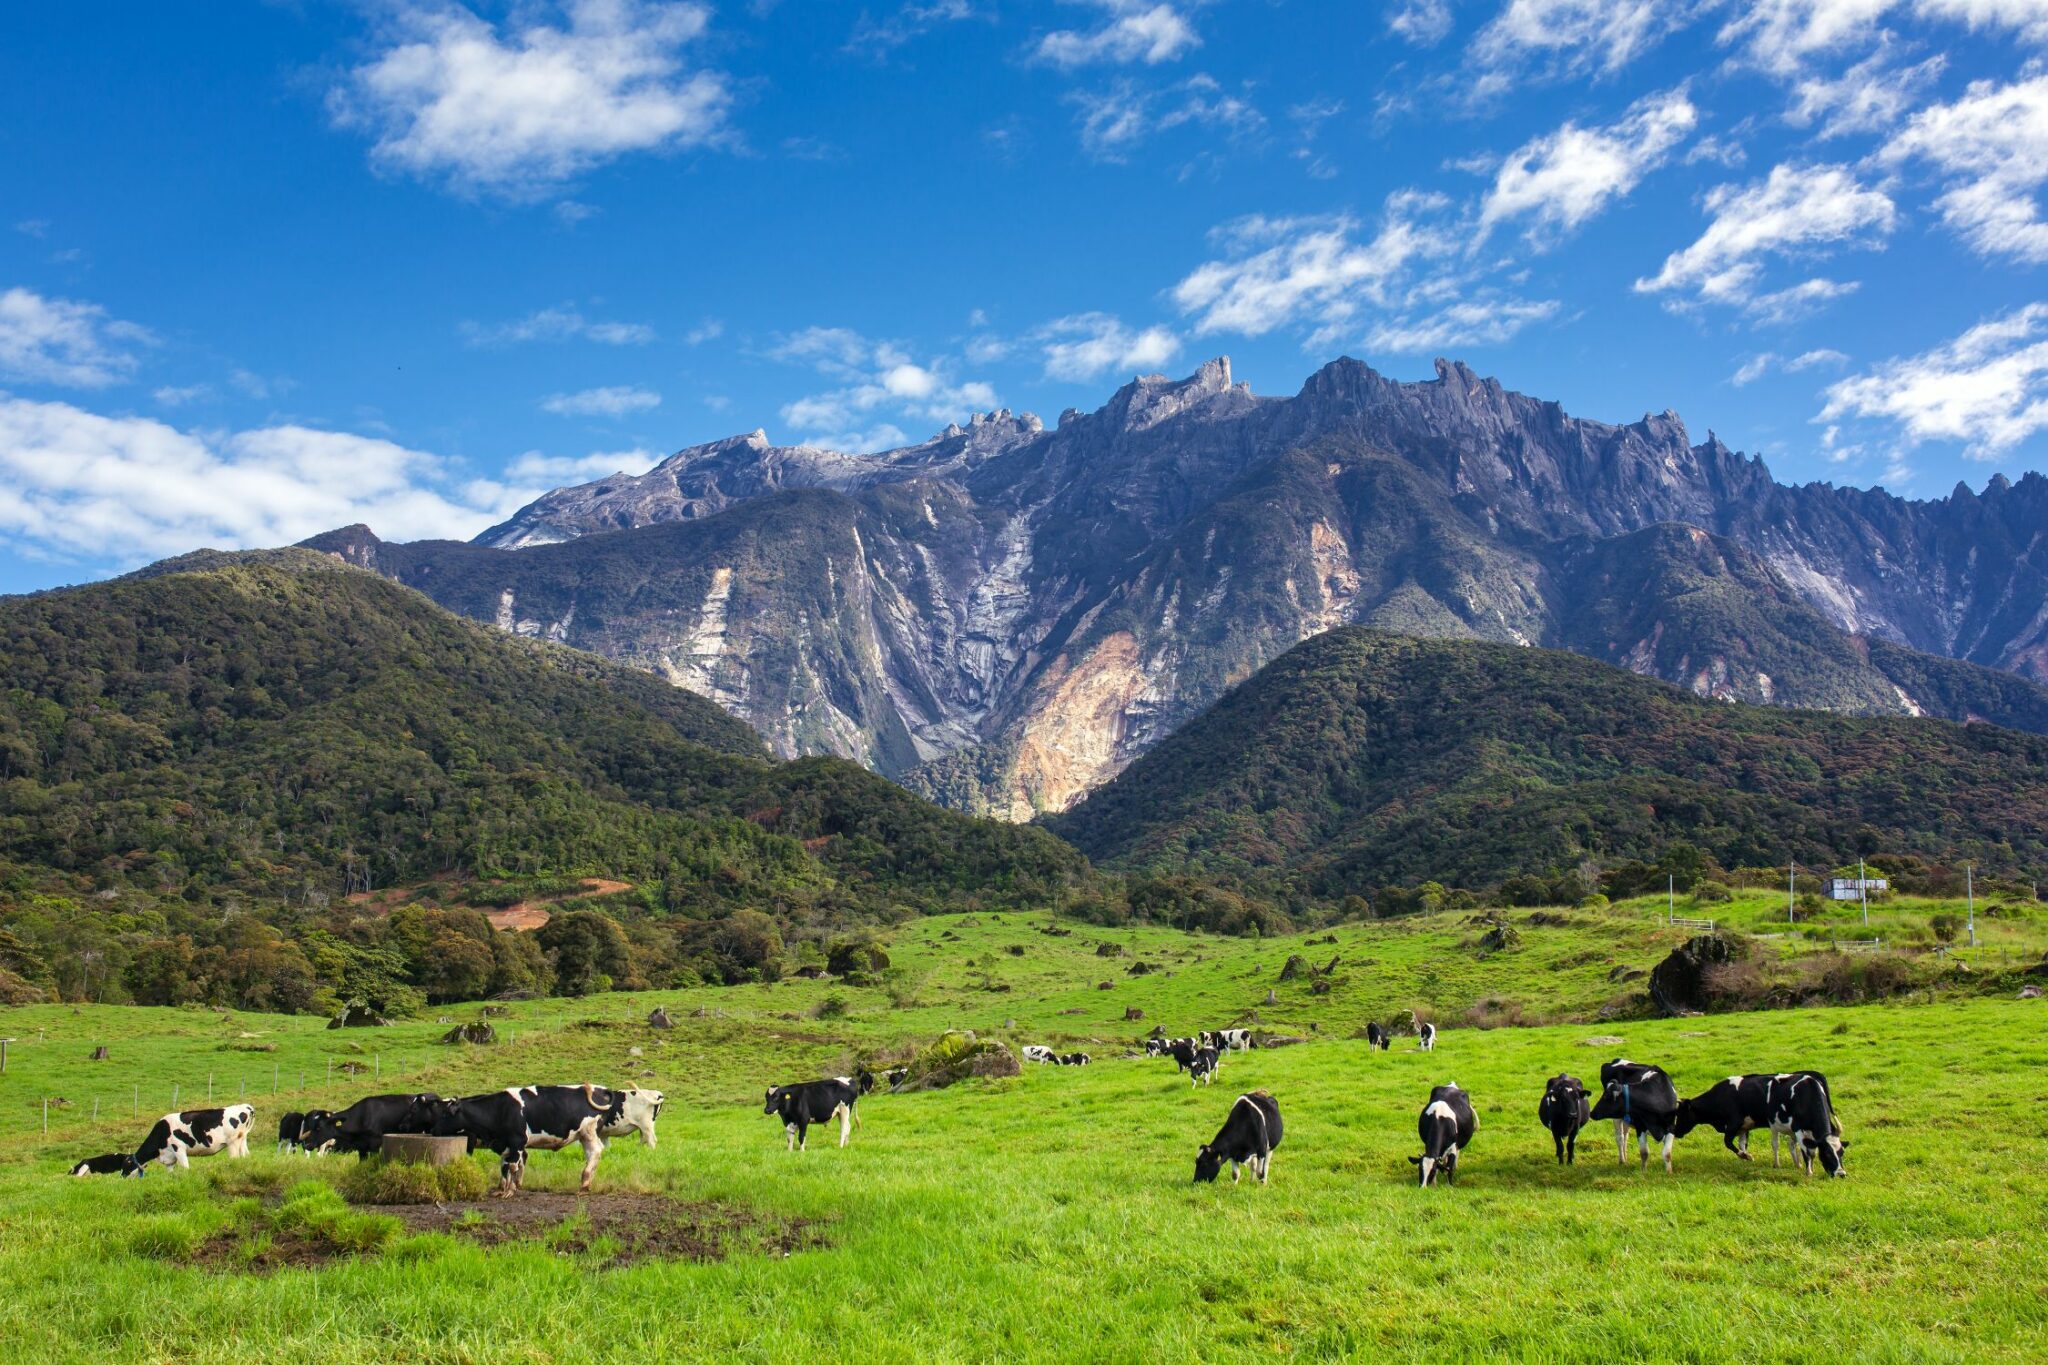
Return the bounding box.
[4,0,2047,593]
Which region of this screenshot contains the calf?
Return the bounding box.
[1201,1029,1253,1052]
[1410,1084,1476,1186]
[300,1093,442,1160]
[1417,1022,1437,1052]
[764,1076,863,1152]
[1194,1091,1283,1185]
[1054,1052,1091,1066]
[133,1104,254,1171]
[276,1111,306,1154]
[1589,1059,1681,1172]
[1188,1046,1220,1086]
[1366,1022,1391,1052]
[1676,1073,1846,1176]
[1537,1074,1591,1165]
[597,1087,666,1148]
[432,1083,625,1195]
[1023,1045,1057,1065]
[69,1153,143,1177]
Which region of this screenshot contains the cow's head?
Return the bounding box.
[424,1099,468,1138]
[1588,1082,1628,1123]
[854,1069,877,1096]
[300,1111,344,1153]
[763,1087,783,1115]
[1670,1098,1703,1138]
[1412,1102,1460,1186]
[1193,1143,1225,1183]
[1816,1133,1848,1177]
[1542,1075,1583,1124]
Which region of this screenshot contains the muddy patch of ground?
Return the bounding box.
[391,1193,827,1267]
[191,1228,359,1275]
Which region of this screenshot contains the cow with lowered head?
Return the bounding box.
[300,1093,442,1160]
[69,1153,144,1177]
[1411,1084,1476,1186]
[1537,1074,1591,1165]
[1188,1045,1220,1086]
[432,1084,627,1195]
[1589,1059,1681,1172]
[764,1076,865,1152]
[133,1104,254,1171]
[1675,1072,1846,1176]
[1194,1091,1283,1185]
[1365,1022,1391,1052]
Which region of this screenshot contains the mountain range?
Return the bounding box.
[302,356,2048,818]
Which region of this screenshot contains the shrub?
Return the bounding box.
[1929,913,1960,944]
[1693,881,1733,904]
[1575,893,1610,912]
[810,993,851,1020]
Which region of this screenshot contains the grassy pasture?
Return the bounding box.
[2,903,2045,1361]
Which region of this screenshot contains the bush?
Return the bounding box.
[338,1157,491,1206]
[1930,913,1960,944]
[1575,893,1610,912]
[1693,881,1733,904]
[810,993,851,1020]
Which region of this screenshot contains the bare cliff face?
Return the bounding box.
[303,355,2048,817]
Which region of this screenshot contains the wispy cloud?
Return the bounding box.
[1821,303,2048,452]
[1731,347,1850,385]
[460,305,657,347]
[1473,0,1704,89]
[1070,74,1263,161]
[845,0,982,58]
[1365,297,1560,353]
[1033,2,1200,68]
[1478,86,1696,242]
[502,447,661,485]
[1032,313,1181,381]
[767,327,996,450]
[540,385,663,416]
[329,0,731,201]
[1882,73,2048,265]
[0,286,153,388]
[1387,0,1455,46]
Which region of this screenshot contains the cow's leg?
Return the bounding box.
[1659,1133,1674,1173]
[1566,1131,1577,1165]
[852,1102,862,1131]
[1772,1129,1782,1167]
[1230,1160,1241,1184]
[836,1104,852,1148]
[1259,1153,1272,1185]
[1613,1118,1628,1165]
[578,1132,603,1193]
[1554,1133,1565,1165]
[1724,1131,1745,1160]
[174,1147,191,1171]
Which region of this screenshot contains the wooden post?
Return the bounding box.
[172,1084,179,1109]
[0,1038,11,1074]
[92,1098,99,1122]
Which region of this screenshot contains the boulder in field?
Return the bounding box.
[1648,935,1739,1016]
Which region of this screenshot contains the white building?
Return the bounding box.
[1826,877,1888,901]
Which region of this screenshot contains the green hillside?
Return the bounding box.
[0,552,1087,1011]
[1048,628,2048,894]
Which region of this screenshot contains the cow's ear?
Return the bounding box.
[1408,1155,1423,1164]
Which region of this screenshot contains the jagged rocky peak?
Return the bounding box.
[1111,355,1254,432]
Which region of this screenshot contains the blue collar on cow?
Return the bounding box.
[1619,1084,1632,1122]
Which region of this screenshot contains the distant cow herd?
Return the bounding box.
[64,1021,1848,1197]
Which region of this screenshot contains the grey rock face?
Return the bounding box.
[303,355,2048,817]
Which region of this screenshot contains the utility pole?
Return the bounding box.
[1968,864,1977,949]
[1860,857,1868,927]
[1667,875,1674,925]
[1788,861,1797,924]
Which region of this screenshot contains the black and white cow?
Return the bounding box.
[1417,1022,1438,1052]
[69,1153,144,1177]
[1023,1045,1058,1065]
[432,1084,626,1195]
[763,1076,864,1152]
[1675,1072,1846,1176]
[133,1104,254,1170]
[1589,1059,1682,1172]
[293,1108,332,1155]
[1194,1091,1283,1185]
[1201,1029,1253,1052]
[596,1087,666,1147]
[299,1093,442,1159]
[1144,1038,1167,1057]
[1538,1074,1591,1165]
[1366,1022,1391,1052]
[1054,1052,1091,1066]
[1410,1084,1476,1186]
[1188,1046,1220,1086]
[276,1111,306,1153]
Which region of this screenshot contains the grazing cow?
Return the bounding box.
[1023,1045,1057,1065]
[1366,1022,1391,1052]
[133,1104,254,1170]
[431,1084,626,1195]
[1589,1059,1681,1172]
[69,1153,143,1177]
[1538,1074,1591,1165]
[1188,1046,1220,1086]
[299,1093,442,1160]
[597,1087,666,1148]
[293,1108,332,1155]
[1201,1029,1254,1052]
[1144,1038,1167,1057]
[1194,1091,1284,1185]
[1675,1072,1846,1176]
[1054,1052,1091,1066]
[878,1066,910,1088]
[763,1076,864,1152]
[1410,1084,1477,1186]
[276,1111,306,1154]
[1163,1038,1201,1073]
[1417,1022,1437,1052]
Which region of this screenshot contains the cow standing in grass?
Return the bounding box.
[1590,1060,1681,1172]
[764,1077,865,1152]
[597,1087,666,1147]
[1194,1092,1283,1185]
[300,1094,441,1159]
[1366,1022,1391,1052]
[1675,1072,1846,1177]
[1538,1074,1591,1165]
[1417,1022,1437,1052]
[432,1084,626,1195]
[69,1153,143,1177]
[134,1104,254,1171]
[1411,1084,1476,1187]
[1188,1046,1220,1086]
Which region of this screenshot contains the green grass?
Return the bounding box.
[2,905,2046,1360]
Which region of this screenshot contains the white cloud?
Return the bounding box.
[1071,75,1262,161]
[0,287,153,388]
[1388,0,1455,44]
[1474,0,1701,83]
[330,0,731,200]
[540,385,662,416]
[846,0,980,57]
[1732,353,1778,386]
[460,305,656,346]
[1171,196,1459,343]
[1479,87,1696,241]
[1032,313,1182,381]
[767,327,997,447]
[683,318,723,345]
[1916,0,2048,40]
[0,396,530,564]
[502,448,661,484]
[1634,162,1895,316]
[1821,303,2048,451]
[1882,74,2048,265]
[1364,297,1560,353]
[1722,0,2048,77]
[1035,2,1200,68]
[153,384,214,406]
[1732,347,1850,384]
[1786,42,1944,138]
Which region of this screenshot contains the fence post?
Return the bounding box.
[92,1098,99,1122]
[172,1084,179,1109]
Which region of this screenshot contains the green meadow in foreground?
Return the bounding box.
[2,903,2045,1362]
